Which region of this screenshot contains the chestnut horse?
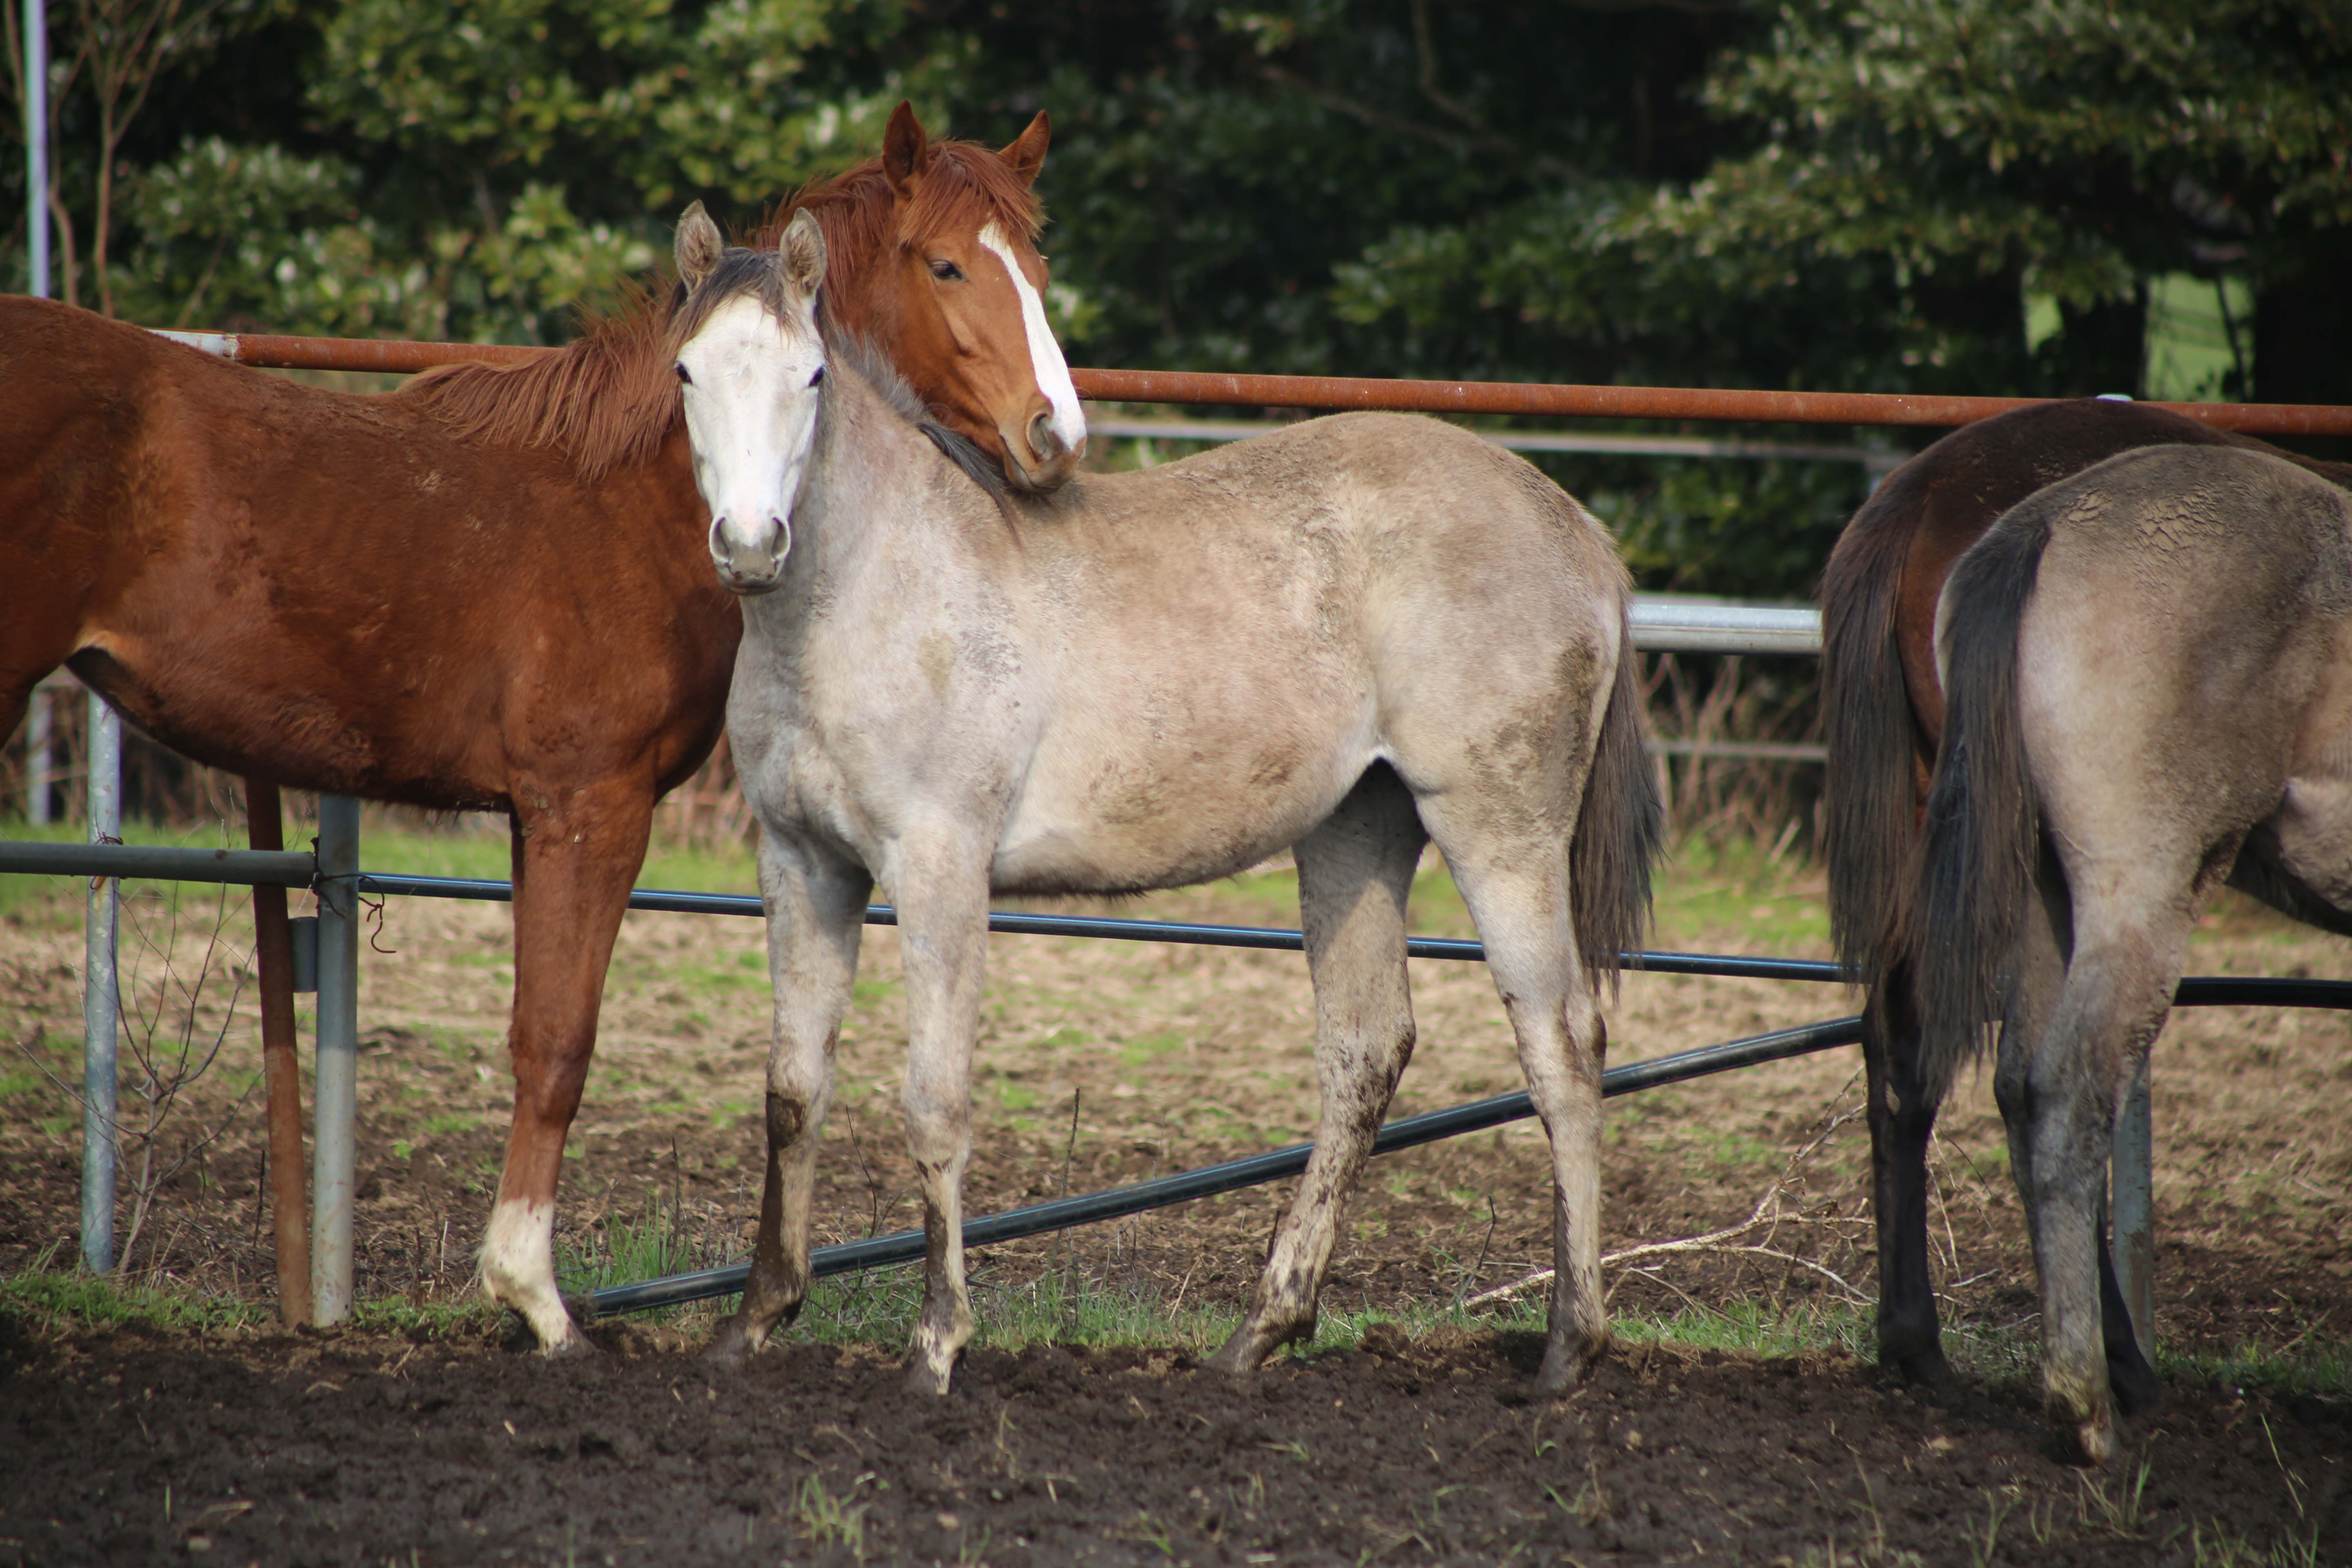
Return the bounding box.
[0,102,1082,1352]
[1819,401,2352,1393]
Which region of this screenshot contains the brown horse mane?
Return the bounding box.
[402,280,684,482]
[405,136,1040,482]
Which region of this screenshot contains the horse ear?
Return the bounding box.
[882,100,933,200]
[676,202,723,291]
[780,209,828,297]
[998,110,1050,189]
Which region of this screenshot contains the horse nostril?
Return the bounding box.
[1027,409,1065,463]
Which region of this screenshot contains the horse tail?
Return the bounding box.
[1911,506,2054,1102]
[1573,602,1665,990]
[1819,472,1931,988]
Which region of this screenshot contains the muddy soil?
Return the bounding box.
[3,1321,2345,1566]
[4,846,2349,1562]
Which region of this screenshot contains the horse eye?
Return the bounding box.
[809,367,825,388]
[930,261,964,282]
[675,363,692,385]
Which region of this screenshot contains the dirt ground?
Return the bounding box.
[2,842,2348,1564]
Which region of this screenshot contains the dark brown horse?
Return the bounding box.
[1820,400,2352,1394]
[0,102,1080,1351]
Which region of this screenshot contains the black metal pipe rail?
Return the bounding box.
[355,871,1844,983]
[9,855,2346,1314]
[585,1014,1867,1316]
[580,961,2352,1316]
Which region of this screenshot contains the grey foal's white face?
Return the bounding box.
[673,207,828,597]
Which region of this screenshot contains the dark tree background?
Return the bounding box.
[7,0,2347,595]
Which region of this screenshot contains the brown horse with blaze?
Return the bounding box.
[0,102,1083,1352]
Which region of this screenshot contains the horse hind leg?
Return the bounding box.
[2005,856,2193,1465]
[889,833,997,1395]
[479,780,656,1354]
[1207,764,1425,1374]
[1862,957,1950,1383]
[708,834,871,1363]
[1417,800,1606,1393]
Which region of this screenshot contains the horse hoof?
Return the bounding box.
[1881,1341,1953,1387]
[904,1358,956,1397]
[2048,1409,2120,1467]
[704,1316,758,1367]
[1533,1338,1605,1397]
[543,1330,598,1361]
[1203,1333,1267,1378]
[2074,1420,2119,1467]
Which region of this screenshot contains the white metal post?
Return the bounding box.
[80,692,120,1272]
[24,0,47,299]
[2113,1056,2154,1349]
[311,795,361,1321]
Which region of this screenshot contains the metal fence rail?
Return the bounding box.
[153,326,2352,437]
[13,322,2347,1327]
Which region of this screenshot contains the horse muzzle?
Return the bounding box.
[1002,408,1085,493]
[710,514,792,596]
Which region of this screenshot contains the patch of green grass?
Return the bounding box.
[2163,1336,2352,1403]
[996,1080,1042,1111]
[1118,1032,1185,1069]
[636,842,760,895]
[0,1064,49,1101]
[353,824,514,882]
[421,1113,478,1138]
[2,1258,507,1340]
[347,1296,506,1338]
[296,818,761,899]
[1211,866,1307,928]
[1647,839,1830,955]
[2,1259,273,1334]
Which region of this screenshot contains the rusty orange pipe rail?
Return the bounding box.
[159,327,2352,436]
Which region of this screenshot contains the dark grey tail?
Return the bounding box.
[1819,482,1929,987]
[1911,509,2054,1102]
[1574,608,1666,989]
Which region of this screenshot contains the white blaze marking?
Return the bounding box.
[978,220,1087,454]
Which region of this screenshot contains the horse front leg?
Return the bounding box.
[1208,767,1423,1374]
[710,833,871,1362]
[1862,958,1949,1382]
[481,777,656,1354]
[891,840,994,1395]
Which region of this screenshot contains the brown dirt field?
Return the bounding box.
[2,844,2348,1564]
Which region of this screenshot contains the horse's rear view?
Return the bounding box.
[1914,445,2352,1463]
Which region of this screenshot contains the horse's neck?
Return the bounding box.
[800,362,970,577]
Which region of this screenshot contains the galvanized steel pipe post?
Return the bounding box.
[22,0,46,300]
[79,691,120,1273]
[311,796,361,1321]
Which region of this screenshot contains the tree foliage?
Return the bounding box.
[5,0,2348,593]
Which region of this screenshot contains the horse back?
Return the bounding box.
[0,297,737,810]
[1818,399,2327,984]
